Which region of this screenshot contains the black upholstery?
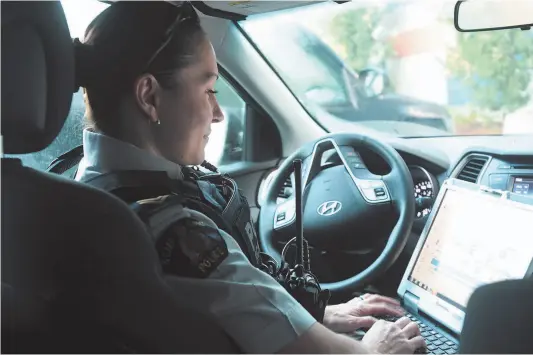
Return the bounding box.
[1,1,75,154]
[459,279,533,354]
[1,1,238,353]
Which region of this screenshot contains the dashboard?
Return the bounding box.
[258,135,533,234]
[452,153,533,197]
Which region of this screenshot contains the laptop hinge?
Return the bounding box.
[404,291,420,314]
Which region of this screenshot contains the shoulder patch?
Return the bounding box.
[156,218,229,278]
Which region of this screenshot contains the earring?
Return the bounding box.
[155,119,161,125]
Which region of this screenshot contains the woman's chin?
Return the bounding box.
[190,155,205,166]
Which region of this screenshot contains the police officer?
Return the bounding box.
[72,2,425,353]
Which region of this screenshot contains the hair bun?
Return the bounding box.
[73,38,98,91]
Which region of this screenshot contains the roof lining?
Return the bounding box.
[97,1,345,21]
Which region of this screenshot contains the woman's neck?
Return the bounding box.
[95,116,162,158]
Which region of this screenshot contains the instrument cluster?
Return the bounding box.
[409,166,439,220]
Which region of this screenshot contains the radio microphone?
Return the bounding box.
[280,159,331,322]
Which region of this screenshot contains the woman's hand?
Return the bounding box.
[323,293,405,333]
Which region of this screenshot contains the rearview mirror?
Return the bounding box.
[454,0,533,32]
[359,68,388,97]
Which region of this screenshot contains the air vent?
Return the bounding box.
[278,176,293,198]
[456,155,489,183]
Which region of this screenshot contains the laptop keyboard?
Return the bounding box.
[379,313,459,354]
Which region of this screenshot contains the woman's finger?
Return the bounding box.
[395,316,412,329]
[365,294,401,307]
[409,335,427,351]
[401,321,422,339]
[360,302,404,317]
[349,316,378,331]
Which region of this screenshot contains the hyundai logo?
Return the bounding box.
[317,201,342,216]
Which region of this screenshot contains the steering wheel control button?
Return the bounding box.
[274,199,296,229]
[374,187,386,197]
[358,180,389,202]
[340,146,358,157]
[340,146,367,169]
[362,188,377,201]
[370,181,384,188]
[347,155,362,162]
[359,180,372,189]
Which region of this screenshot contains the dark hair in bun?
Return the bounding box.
[75,1,205,135]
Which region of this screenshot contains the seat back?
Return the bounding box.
[460,279,533,354]
[1,2,238,353]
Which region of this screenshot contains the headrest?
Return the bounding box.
[1,1,74,154]
[460,279,533,353]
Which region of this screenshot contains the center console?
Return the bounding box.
[451,154,533,196]
[511,176,533,196]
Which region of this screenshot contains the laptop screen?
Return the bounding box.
[408,187,533,312]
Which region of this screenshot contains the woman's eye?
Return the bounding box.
[207,89,218,95]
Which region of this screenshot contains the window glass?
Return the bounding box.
[241,1,533,137]
[206,76,246,166]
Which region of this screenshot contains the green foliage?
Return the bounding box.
[328,6,532,114]
[447,28,533,112]
[328,7,392,71]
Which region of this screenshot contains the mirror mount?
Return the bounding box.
[454,0,532,33]
[358,67,389,98]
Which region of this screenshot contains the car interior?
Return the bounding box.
[1,0,532,354]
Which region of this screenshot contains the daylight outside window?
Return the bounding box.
[240,0,533,137]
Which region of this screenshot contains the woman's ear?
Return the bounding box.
[134,74,160,124]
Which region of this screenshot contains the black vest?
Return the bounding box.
[47,145,262,268]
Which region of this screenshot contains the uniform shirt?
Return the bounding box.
[75,129,317,353]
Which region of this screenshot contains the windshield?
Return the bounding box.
[240,1,533,138]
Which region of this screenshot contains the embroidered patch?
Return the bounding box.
[157,218,229,278]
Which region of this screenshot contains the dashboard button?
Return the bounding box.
[498,164,511,169]
[489,174,508,190]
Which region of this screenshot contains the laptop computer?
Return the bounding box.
[395,178,533,354]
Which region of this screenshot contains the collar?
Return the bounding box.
[75,129,184,181]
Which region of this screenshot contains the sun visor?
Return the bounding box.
[192,1,329,21]
[99,1,340,21]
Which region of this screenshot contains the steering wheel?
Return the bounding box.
[259,132,415,293]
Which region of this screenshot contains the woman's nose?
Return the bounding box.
[213,101,225,123]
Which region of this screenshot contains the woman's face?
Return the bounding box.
[153,37,224,166]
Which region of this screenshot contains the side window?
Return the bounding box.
[205,75,246,167]
[10,90,85,171]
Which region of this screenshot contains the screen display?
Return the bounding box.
[512,176,533,196]
[408,188,533,311]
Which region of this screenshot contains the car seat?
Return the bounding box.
[1,1,238,353]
